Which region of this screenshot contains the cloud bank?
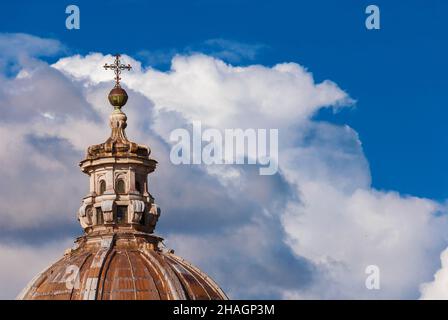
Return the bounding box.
[0,33,447,299]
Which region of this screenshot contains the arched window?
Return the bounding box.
[99,180,106,195]
[116,179,126,194]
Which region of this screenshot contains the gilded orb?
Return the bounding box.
[108,86,128,108]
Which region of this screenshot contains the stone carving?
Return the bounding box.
[148,203,161,232]
[101,200,115,223]
[130,200,145,223]
[78,204,93,228]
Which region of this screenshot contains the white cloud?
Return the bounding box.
[0,62,102,229]
[0,239,72,299]
[420,248,448,299]
[53,53,352,129]
[282,186,447,299]
[0,33,63,59]
[0,35,447,299]
[0,33,64,74]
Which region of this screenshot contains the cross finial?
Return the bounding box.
[103,54,132,87]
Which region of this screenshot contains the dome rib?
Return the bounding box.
[81,246,113,300]
[134,250,166,299]
[167,256,212,299]
[167,255,228,300]
[138,248,187,300]
[124,250,138,300]
[96,248,116,300]
[69,252,93,300]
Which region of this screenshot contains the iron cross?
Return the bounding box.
[103,54,132,87]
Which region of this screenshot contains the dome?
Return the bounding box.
[18,232,227,300]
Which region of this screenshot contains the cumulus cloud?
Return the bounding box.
[0,62,102,229]
[54,53,351,130]
[0,33,447,299]
[0,33,64,74]
[283,188,447,299]
[0,33,63,58]
[420,248,448,299]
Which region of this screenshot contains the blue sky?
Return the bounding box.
[2,0,448,299]
[3,0,447,200]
